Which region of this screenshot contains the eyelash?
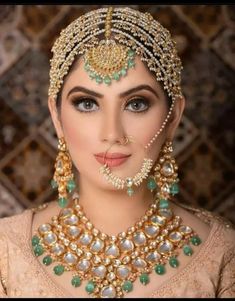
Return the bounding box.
[71,97,151,114]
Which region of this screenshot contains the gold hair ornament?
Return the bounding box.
[49,7,183,101]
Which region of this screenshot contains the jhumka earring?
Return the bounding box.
[51,137,76,208]
[147,141,179,201]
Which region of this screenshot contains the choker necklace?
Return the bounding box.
[32,194,202,298]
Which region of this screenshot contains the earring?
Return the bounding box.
[51,137,76,208]
[147,141,179,201]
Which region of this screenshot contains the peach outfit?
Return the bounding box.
[0,206,234,298]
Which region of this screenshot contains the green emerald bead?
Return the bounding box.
[43,255,53,266]
[122,280,133,293]
[128,49,135,57]
[120,68,127,76]
[33,244,44,257]
[170,183,179,195]
[89,71,96,79]
[159,199,169,209]
[183,245,193,256]
[54,265,65,276]
[58,197,68,208]
[104,76,111,85]
[85,281,95,294]
[191,236,202,246]
[71,276,81,287]
[128,59,135,68]
[147,178,157,191]
[154,264,165,275]
[84,63,90,71]
[139,273,150,285]
[50,179,58,189]
[112,73,120,80]
[127,187,134,196]
[169,257,179,268]
[66,179,76,193]
[95,76,103,83]
[31,235,40,247]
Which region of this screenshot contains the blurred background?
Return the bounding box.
[0,5,234,224]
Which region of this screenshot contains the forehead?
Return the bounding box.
[61,55,165,98]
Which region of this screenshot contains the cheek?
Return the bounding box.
[60,106,98,161]
[124,105,168,149]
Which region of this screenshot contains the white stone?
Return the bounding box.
[132,257,147,270]
[90,239,104,253]
[116,265,130,279]
[119,239,134,252]
[39,223,51,234]
[145,251,160,262]
[64,252,77,265]
[158,240,173,254]
[68,226,81,238]
[77,259,90,271]
[169,231,182,242]
[100,285,116,298]
[64,214,79,225]
[79,232,93,245]
[144,225,159,237]
[92,265,106,278]
[133,232,146,246]
[105,244,120,258]
[44,232,57,245]
[51,243,65,255]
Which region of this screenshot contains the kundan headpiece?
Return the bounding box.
[48,7,183,101]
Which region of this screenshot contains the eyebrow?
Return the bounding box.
[67,84,159,99]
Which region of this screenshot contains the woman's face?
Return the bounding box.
[50,56,183,191]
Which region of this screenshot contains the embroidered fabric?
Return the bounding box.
[0,206,234,297]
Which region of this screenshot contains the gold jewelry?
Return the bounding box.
[99,136,153,196]
[51,137,76,208]
[48,7,183,101]
[32,194,202,298]
[100,158,153,196]
[147,141,179,198]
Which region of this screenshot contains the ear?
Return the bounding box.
[166,96,185,141]
[48,97,64,138]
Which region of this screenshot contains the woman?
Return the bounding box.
[0,6,234,298]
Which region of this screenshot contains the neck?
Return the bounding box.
[74,177,154,236]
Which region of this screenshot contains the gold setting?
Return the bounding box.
[49,7,183,101]
[34,195,200,298]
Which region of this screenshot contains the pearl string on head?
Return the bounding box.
[144,99,175,150]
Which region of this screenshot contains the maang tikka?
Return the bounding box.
[51,137,76,208]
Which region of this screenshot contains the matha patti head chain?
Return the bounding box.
[30,7,205,299]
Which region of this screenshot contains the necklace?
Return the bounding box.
[32,194,202,298]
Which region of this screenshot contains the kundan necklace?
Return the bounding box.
[32,194,202,298]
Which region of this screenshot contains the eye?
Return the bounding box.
[71,97,99,112]
[125,98,150,113]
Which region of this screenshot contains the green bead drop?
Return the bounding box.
[31,235,40,247]
[154,264,165,275]
[183,245,193,256]
[58,197,68,208]
[122,280,133,293]
[127,187,134,196]
[112,73,120,80]
[66,179,76,193]
[33,244,44,257]
[54,265,65,276]
[147,177,157,191]
[191,235,202,246]
[139,273,150,285]
[128,59,135,68]
[170,183,179,195]
[120,68,127,76]
[85,281,95,294]
[128,49,135,57]
[159,199,169,209]
[43,255,53,266]
[50,179,58,189]
[104,76,111,85]
[71,276,81,288]
[95,76,103,84]
[169,257,179,268]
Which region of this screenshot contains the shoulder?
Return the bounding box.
[0,209,33,243]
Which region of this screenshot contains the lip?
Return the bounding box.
[94,153,131,167]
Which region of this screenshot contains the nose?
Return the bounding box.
[100,111,126,146]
